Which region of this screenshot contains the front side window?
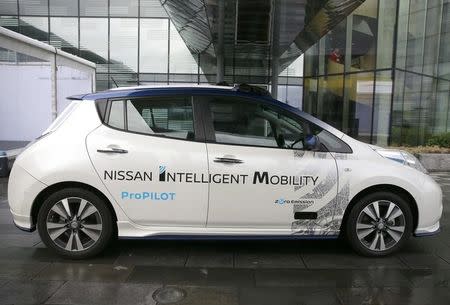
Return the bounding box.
[208,96,352,153]
[107,96,195,140]
[209,97,310,149]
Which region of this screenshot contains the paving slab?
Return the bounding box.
[0,279,64,305]
[45,281,159,305]
[0,261,49,279]
[185,250,233,268]
[301,253,407,269]
[127,266,254,287]
[235,251,305,269]
[35,263,134,282]
[238,287,341,305]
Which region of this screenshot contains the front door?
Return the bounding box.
[201,95,339,234]
[86,95,209,227]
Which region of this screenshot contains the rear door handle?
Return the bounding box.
[214,157,244,164]
[97,147,128,154]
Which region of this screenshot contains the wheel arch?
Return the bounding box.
[339,184,419,235]
[31,181,118,233]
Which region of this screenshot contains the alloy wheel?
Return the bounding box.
[46,197,103,251]
[356,200,406,252]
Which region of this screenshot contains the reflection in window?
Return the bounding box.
[110,0,138,17]
[80,0,108,16]
[0,0,18,15]
[210,98,307,149]
[50,0,78,16]
[140,0,168,17]
[372,71,393,146]
[109,100,125,129]
[80,18,108,73]
[140,19,168,74]
[345,72,374,142]
[50,18,78,53]
[110,18,138,73]
[19,0,48,15]
[169,21,198,74]
[126,97,194,140]
[20,17,49,43]
[349,0,378,71]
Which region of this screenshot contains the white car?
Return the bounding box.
[8,84,442,258]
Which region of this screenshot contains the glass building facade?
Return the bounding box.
[303,0,450,146]
[0,0,449,147]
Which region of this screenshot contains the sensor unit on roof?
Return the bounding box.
[233,83,272,97]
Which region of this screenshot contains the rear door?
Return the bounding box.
[86,95,209,227]
[200,95,340,233]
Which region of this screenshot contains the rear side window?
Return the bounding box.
[107,96,195,140]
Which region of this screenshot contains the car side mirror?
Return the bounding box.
[304,134,321,151]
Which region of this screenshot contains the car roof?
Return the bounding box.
[70,84,275,102]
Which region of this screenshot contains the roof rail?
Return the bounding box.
[232,83,272,97]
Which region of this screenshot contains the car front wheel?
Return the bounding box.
[37,188,113,259]
[346,191,413,256]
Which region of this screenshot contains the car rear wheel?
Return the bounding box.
[37,188,113,259]
[346,191,413,256]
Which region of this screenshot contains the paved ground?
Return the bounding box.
[0,174,449,305]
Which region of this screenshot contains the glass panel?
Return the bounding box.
[396,0,410,70]
[20,17,49,43]
[418,75,437,144]
[169,21,198,75]
[50,17,78,53]
[19,0,48,15]
[96,73,109,91]
[126,97,194,140]
[80,18,108,73]
[390,70,405,146]
[49,0,78,16]
[0,16,19,30]
[109,73,138,88]
[110,0,138,17]
[80,0,107,16]
[108,100,125,129]
[373,71,393,146]
[317,75,344,130]
[439,1,450,80]
[423,1,443,76]
[321,18,346,76]
[303,78,318,114]
[110,18,138,73]
[405,0,427,74]
[140,18,168,73]
[141,0,168,17]
[344,72,374,142]
[431,80,449,133]
[400,72,422,145]
[0,0,18,15]
[349,0,378,72]
[376,0,397,69]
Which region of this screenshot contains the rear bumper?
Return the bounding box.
[10,209,35,232]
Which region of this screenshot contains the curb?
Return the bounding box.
[417,153,450,172]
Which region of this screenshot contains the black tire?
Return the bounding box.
[37,187,113,259]
[345,191,413,257]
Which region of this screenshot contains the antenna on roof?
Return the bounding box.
[110,76,119,88]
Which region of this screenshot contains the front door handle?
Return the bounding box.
[97,147,128,154]
[214,157,244,164]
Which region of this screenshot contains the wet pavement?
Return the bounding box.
[0,174,449,305]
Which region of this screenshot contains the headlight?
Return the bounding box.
[376,149,428,174]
